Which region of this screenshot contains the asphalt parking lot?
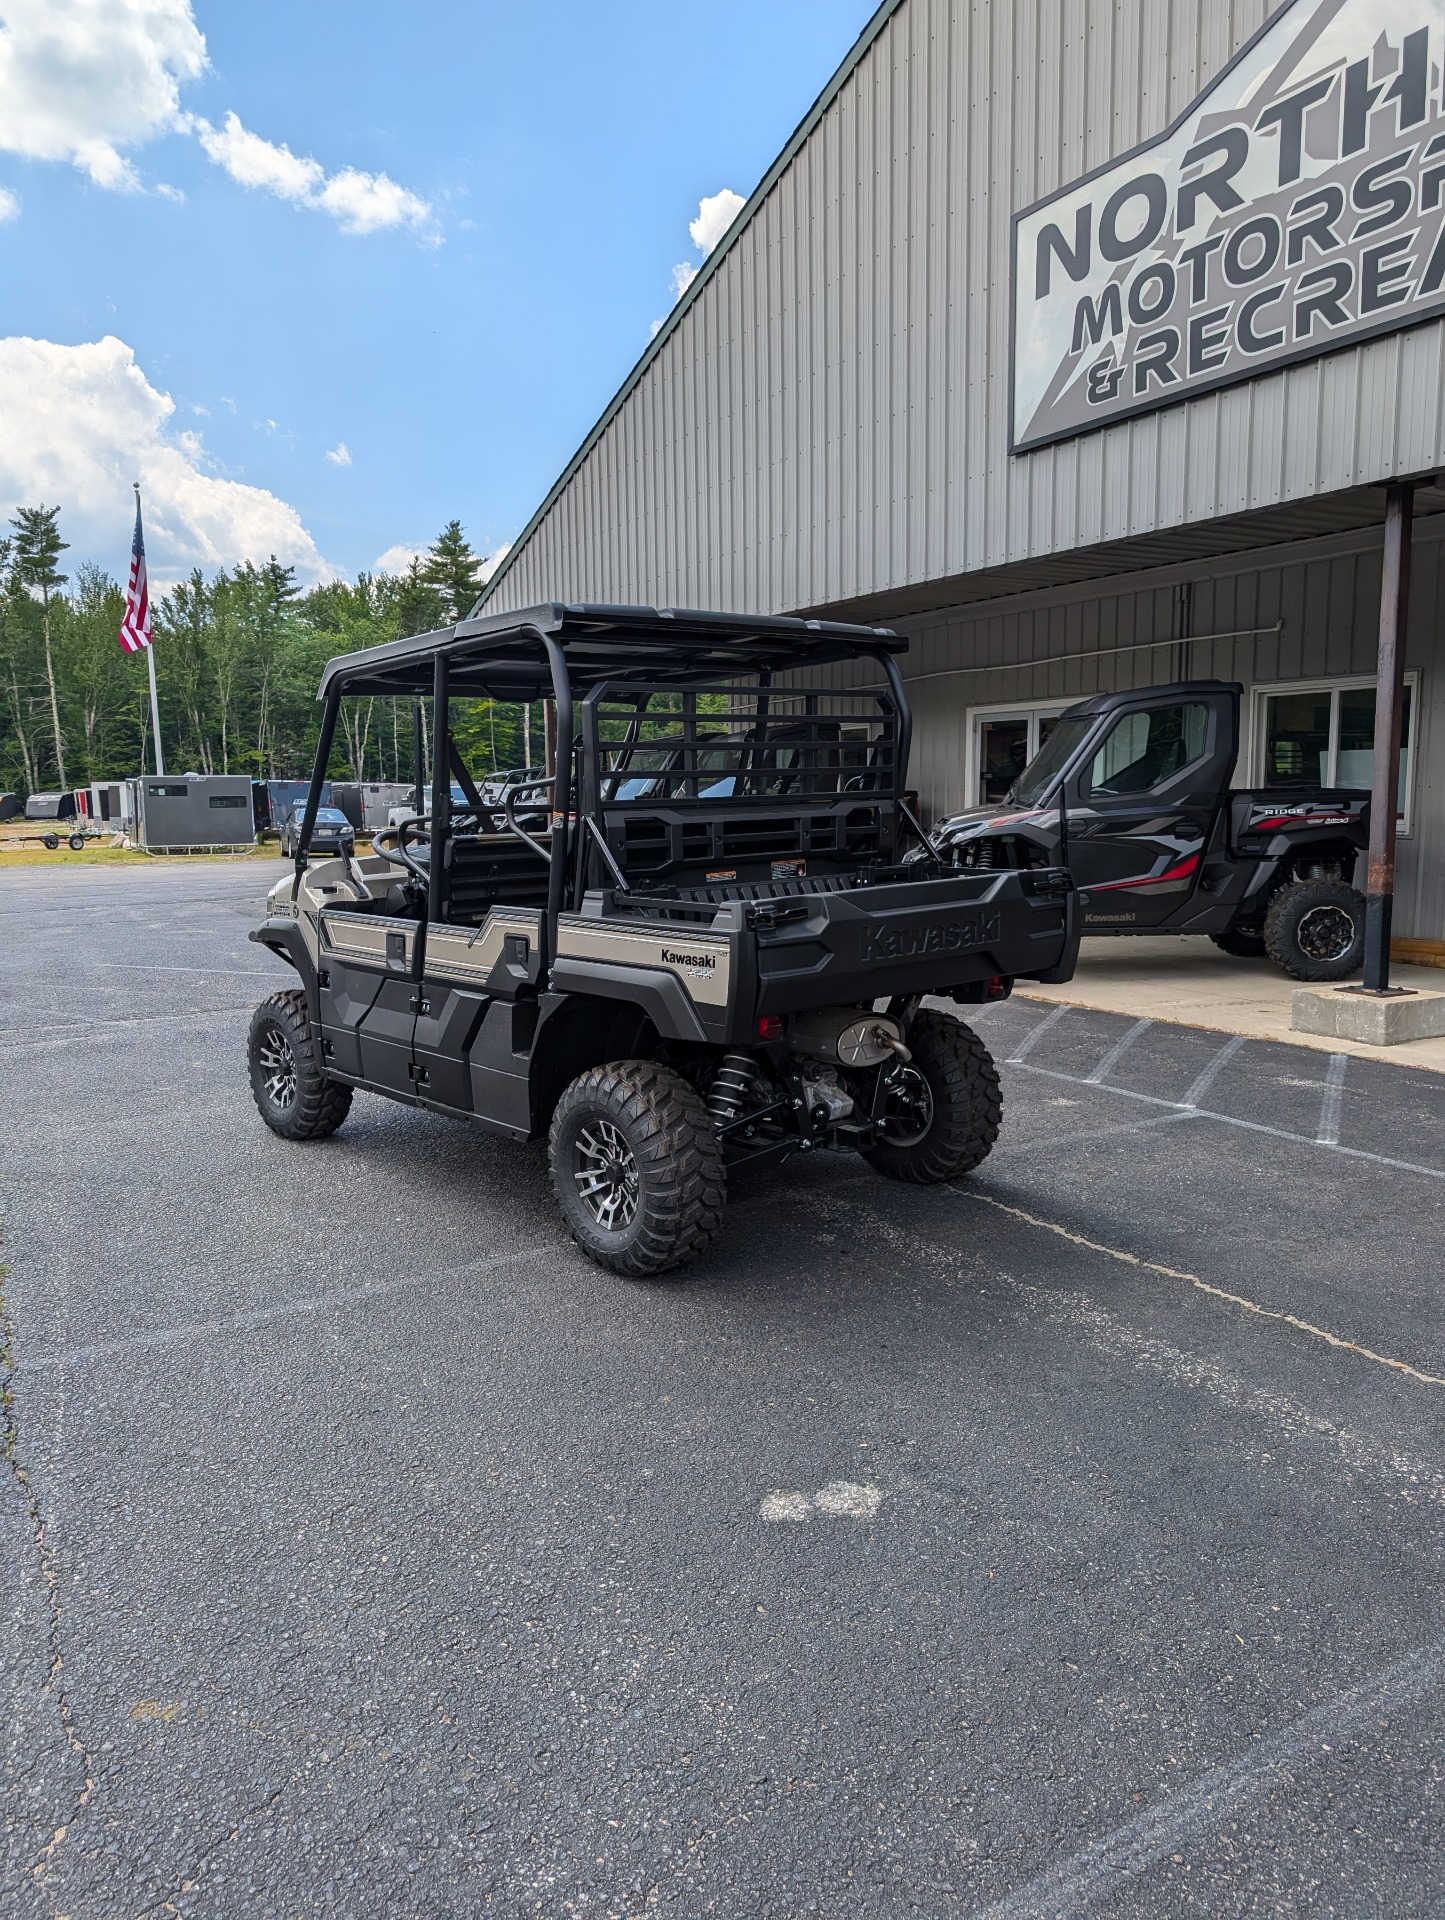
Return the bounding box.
[2,861,1443,1919]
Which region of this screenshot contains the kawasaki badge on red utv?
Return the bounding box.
[920,681,1370,982]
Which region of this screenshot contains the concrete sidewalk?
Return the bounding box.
[1016,934,1445,1073]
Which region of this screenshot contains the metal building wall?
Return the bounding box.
[484,0,1445,620]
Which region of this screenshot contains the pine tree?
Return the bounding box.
[420,520,484,624]
[11,505,69,788]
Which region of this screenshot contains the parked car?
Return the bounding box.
[279,803,355,860]
[920,679,1371,981]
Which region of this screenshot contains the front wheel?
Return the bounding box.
[1264,879,1366,982]
[247,990,353,1139]
[863,1010,1002,1184]
[549,1061,725,1278]
[41,832,58,850]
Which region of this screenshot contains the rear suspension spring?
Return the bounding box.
[706,1052,757,1126]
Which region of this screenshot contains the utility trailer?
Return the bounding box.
[248,605,1079,1275]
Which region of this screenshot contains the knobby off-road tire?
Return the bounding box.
[549,1060,726,1278]
[1211,924,1267,959]
[247,989,353,1140]
[1264,879,1366,982]
[863,1010,1002,1184]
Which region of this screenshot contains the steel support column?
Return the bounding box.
[1361,481,1414,993]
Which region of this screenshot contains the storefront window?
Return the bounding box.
[978,718,1030,804]
[970,704,1071,806]
[1257,678,1415,828]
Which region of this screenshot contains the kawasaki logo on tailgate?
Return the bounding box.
[862,913,1001,962]
[661,945,717,979]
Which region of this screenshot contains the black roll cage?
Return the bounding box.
[293,602,908,959]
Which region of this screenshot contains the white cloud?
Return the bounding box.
[0,4,431,237]
[325,441,351,467]
[195,110,432,235]
[480,543,510,584]
[372,543,423,577]
[0,335,330,586]
[689,187,745,256]
[0,0,206,188]
[0,187,18,223]
[154,180,184,203]
[656,187,745,326]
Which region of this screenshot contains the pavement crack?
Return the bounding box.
[0,1247,99,1904]
[954,1187,1445,1388]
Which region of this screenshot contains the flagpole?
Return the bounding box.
[133,482,165,775]
[146,638,165,776]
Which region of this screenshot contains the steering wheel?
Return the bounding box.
[370,815,431,882]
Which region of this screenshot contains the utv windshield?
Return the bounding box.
[1007,715,1093,808]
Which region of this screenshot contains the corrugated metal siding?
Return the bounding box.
[486,0,1445,619]
[867,521,1441,941]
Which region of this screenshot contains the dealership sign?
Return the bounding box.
[1011,0,1445,451]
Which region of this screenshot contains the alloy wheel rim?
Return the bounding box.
[1296,904,1355,962]
[572,1118,640,1231]
[257,1026,298,1109]
[880,1065,934,1147]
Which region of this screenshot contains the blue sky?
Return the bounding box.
[0,0,877,586]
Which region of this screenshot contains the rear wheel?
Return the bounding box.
[863,1010,1001,1184]
[549,1060,725,1277]
[1211,924,1267,958]
[67,833,86,851]
[1264,879,1366,982]
[247,989,353,1139]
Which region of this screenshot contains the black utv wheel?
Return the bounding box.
[1211,924,1267,958]
[863,1010,1002,1184]
[549,1061,725,1278]
[247,989,353,1140]
[1264,879,1366,982]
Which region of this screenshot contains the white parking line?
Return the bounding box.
[1006,1003,1069,1065]
[1011,1059,1445,1183]
[1181,1032,1247,1107]
[1317,1053,1348,1147]
[1084,1017,1152,1085]
[970,1631,1445,1920]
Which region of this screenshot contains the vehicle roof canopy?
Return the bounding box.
[315,602,904,702]
[1059,679,1244,719]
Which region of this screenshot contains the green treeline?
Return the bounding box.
[0,511,537,797]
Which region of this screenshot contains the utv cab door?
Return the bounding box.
[1069,690,1235,928]
[316,909,422,1097]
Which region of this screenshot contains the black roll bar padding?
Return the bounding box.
[872,648,913,860]
[428,649,450,929]
[295,684,342,884]
[541,631,573,945]
[412,699,425,808]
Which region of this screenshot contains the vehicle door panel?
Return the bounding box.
[1069,693,1235,929]
[414,913,544,1113]
[317,910,420,1094]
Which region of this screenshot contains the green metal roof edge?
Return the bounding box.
[476,0,909,612]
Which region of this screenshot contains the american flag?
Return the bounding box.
[118,489,151,653]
